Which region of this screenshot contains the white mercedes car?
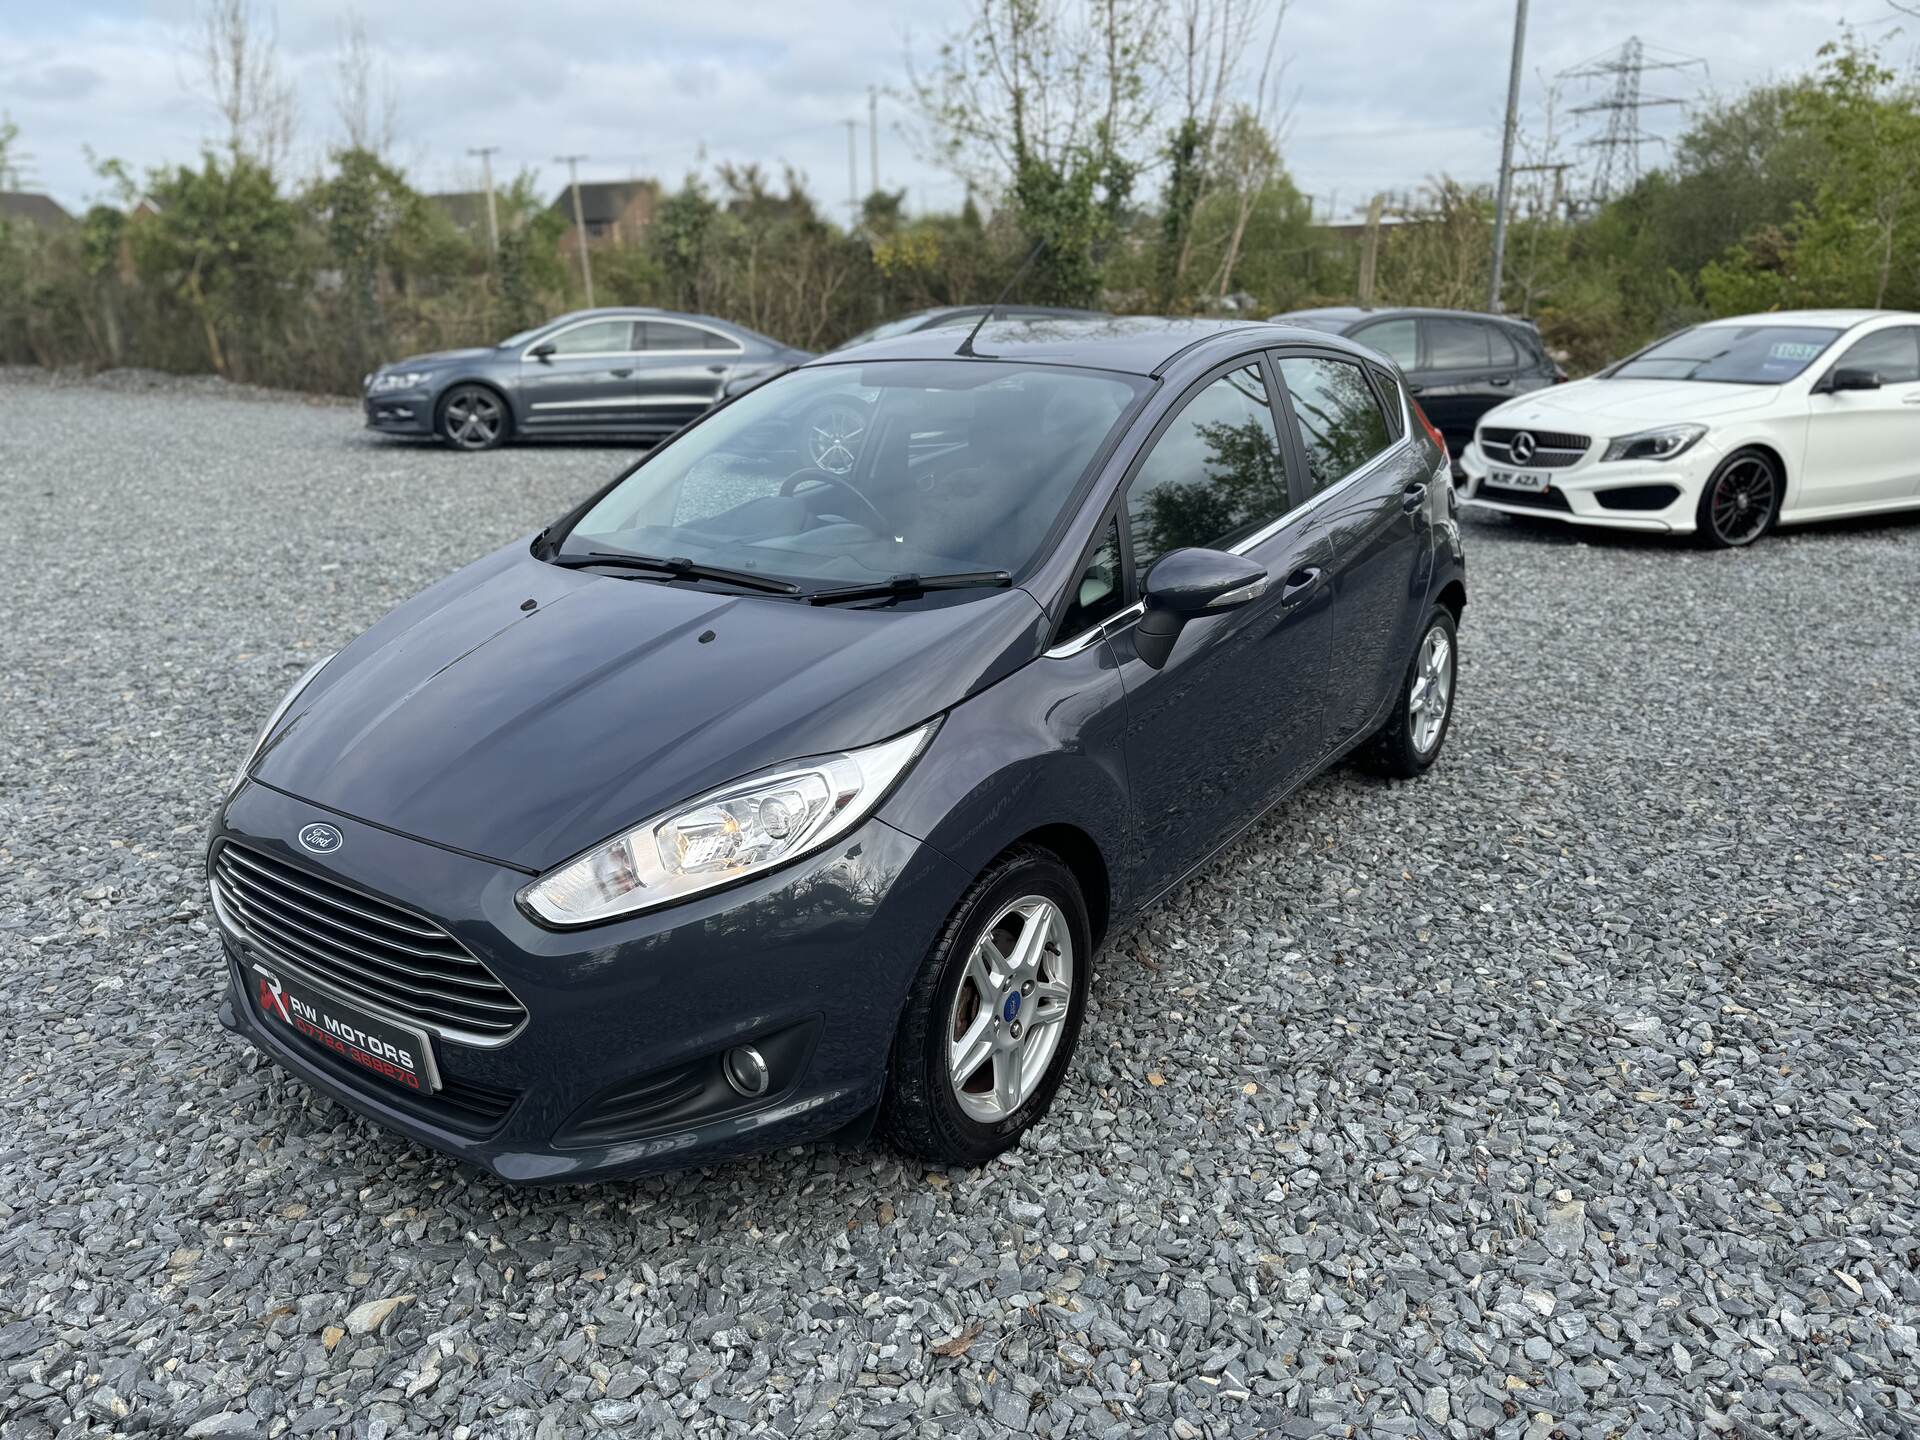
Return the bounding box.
[1458,309,1920,547]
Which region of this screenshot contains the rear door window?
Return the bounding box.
[641,321,735,352]
[1423,318,1491,370]
[1350,318,1416,368]
[1276,354,1393,494]
[1485,325,1519,368]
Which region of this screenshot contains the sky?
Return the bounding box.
[0,0,1901,223]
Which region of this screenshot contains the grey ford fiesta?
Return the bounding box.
[212,316,1466,1183]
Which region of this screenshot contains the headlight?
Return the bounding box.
[369,370,435,393]
[231,653,334,794]
[1601,424,1706,463]
[520,721,938,927]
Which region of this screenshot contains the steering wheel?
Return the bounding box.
[780,470,896,538]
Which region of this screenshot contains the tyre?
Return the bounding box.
[880,846,1091,1166]
[437,384,510,451]
[1694,448,1779,548]
[1356,606,1458,779]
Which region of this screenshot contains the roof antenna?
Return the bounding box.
[956,236,1049,358]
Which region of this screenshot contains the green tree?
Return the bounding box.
[128,153,306,378]
[1697,36,1920,312]
[908,0,1154,304]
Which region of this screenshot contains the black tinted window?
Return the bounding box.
[641,321,721,351]
[1425,318,1490,369]
[1351,318,1416,367]
[1834,327,1920,384]
[1277,355,1392,493]
[548,319,636,355]
[702,328,741,351]
[1124,364,1292,578]
[1369,365,1406,438]
[1486,326,1518,367]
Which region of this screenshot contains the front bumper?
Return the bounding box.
[1458,439,1707,534]
[210,780,970,1183]
[362,390,436,435]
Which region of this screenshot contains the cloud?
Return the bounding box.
[0,0,1859,221]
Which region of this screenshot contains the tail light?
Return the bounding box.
[1413,401,1449,466]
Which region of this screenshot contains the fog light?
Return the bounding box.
[722,1044,770,1098]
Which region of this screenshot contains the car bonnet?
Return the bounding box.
[247,540,1048,872]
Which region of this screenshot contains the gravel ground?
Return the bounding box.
[2,368,1917,1440]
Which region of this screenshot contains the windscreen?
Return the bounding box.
[1608,325,1841,384]
[560,360,1146,590]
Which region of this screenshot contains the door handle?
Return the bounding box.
[1402,482,1428,513]
[1489,377,1512,388]
[1902,394,1920,405]
[1279,567,1324,606]
[706,364,728,374]
[609,368,633,378]
[1406,383,1426,395]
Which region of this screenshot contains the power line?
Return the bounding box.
[1560,36,1707,204]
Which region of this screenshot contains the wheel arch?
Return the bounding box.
[1007,823,1112,950]
[1729,439,1791,514]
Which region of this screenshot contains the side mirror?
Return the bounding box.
[529,341,557,362]
[1823,366,1881,393]
[1134,548,1268,669]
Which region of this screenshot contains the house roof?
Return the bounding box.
[548,180,657,226]
[0,191,75,229]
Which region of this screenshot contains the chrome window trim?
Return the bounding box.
[1044,600,1144,660]
[520,317,644,362]
[1042,352,1413,662]
[519,316,744,362]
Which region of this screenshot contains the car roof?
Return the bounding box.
[1269,305,1540,331]
[807,316,1294,376]
[540,306,765,335]
[1701,309,1910,331]
[916,303,1108,323]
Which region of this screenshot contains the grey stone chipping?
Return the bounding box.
[0,368,1916,1439]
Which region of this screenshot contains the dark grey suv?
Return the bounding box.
[363,307,807,451]
[1269,306,1564,463]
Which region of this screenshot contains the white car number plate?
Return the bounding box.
[1486,469,1550,494]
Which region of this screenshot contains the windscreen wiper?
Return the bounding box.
[806,570,1013,605]
[550,551,801,595]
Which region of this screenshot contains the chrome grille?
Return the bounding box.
[1480,426,1590,469]
[211,842,526,1042]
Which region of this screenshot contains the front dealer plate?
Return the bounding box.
[250,962,441,1094]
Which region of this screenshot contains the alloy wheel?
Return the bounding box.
[1408,626,1454,755]
[805,402,867,474]
[1708,456,1775,547]
[442,387,505,450]
[946,895,1074,1123]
